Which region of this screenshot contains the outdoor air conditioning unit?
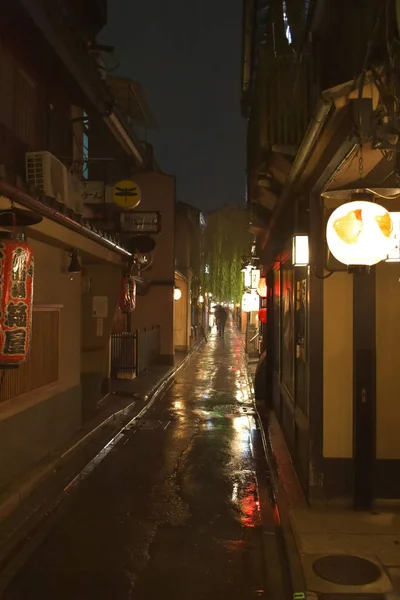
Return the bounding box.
[26,151,68,204]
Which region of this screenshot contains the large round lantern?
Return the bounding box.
[258,307,267,324]
[0,233,34,367]
[257,277,267,298]
[119,275,136,313]
[326,201,393,266]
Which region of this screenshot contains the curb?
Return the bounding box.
[243,353,307,599]
[0,341,203,590]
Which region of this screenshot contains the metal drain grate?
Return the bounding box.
[312,555,382,586]
[137,419,163,430]
[319,594,386,600]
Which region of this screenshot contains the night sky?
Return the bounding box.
[101,0,246,212]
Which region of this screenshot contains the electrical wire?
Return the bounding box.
[356,0,385,141]
[312,265,334,280]
[365,187,400,200]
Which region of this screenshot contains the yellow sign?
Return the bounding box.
[112,180,141,209]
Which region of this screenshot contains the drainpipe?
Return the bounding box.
[104,112,146,167]
[261,94,334,248]
[0,179,132,258]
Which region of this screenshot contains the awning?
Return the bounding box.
[107,76,157,130]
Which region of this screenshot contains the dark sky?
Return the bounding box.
[101,0,246,212]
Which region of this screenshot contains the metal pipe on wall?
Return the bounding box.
[0,179,131,258]
[261,94,334,249]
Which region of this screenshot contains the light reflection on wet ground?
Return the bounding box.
[4,322,268,599]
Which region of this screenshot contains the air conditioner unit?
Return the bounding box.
[67,172,84,214]
[26,151,68,204]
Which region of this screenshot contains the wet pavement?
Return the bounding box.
[3,323,283,599]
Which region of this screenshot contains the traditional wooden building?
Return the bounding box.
[242,0,400,507]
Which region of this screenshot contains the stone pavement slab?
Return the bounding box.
[0,349,195,561]
[248,372,400,598]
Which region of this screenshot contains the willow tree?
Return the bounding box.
[204,206,249,304]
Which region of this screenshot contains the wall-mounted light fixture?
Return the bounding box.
[68,249,82,273]
[174,286,182,301]
[292,235,309,267]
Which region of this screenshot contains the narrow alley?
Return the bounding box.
[2,322,287,599]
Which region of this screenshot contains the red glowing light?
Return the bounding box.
[258,308,267,324]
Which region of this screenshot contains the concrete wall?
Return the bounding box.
[323,272,353,458]
[0,238,81,488]
[322,261,400,462]
[130,172,175,363]
[376,261,400,459]
[80,264,121,416]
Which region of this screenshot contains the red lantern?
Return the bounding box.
[0,235,34,367]
[257,277,267,298]
[258,308,267,324]
[120,275,136,313]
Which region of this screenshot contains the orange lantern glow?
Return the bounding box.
[258,308,267,324]
[257,277,267,298]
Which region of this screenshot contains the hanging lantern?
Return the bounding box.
[119,275,136,313]
[258,308,267,324]
[257,277,267,298]
[326,201,393,266]
[0,233,34,368]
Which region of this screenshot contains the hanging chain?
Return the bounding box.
[358,144,364,179]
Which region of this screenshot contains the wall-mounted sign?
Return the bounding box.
[112,180,141,209]
[242,291,259,313]
[96,318,104,337]
[121,211,161,233]
[92,295,108,318]
[243,266,252,287]
[82,181,105,204]
[251,269,260,289]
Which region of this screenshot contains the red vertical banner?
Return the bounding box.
[0,239,34,367]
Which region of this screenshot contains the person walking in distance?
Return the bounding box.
[218,306,227,338]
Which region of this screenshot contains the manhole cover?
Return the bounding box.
[313,555,381,586]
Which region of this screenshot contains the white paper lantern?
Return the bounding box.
[326,201,393,266]
[242,291,259,313]
[174,287,182,301]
